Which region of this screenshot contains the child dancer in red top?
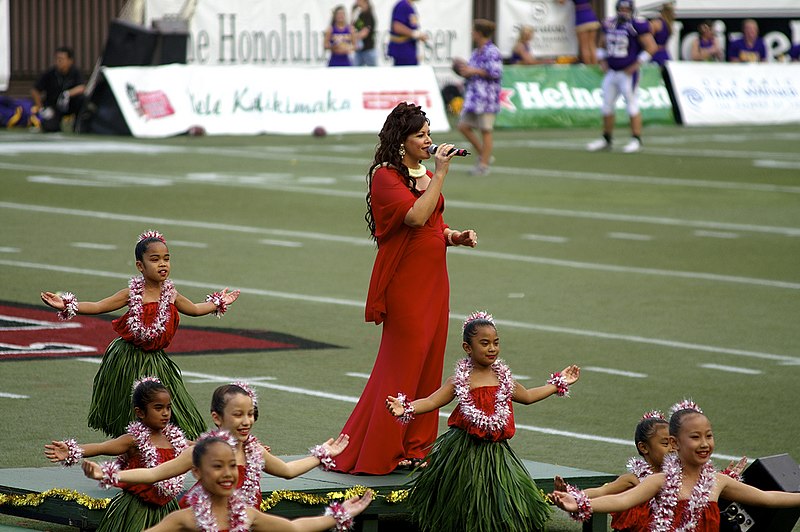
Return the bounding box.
[46,377,188,531]
[41,230,239,439]
[143,431,373,532]
[387,311,580,532]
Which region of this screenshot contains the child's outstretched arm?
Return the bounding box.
[554,473,639,499]
[40,289,129,317]
[513,364,580,405]
[173,288,240,317]
[552,473,663,517]
[386,378,456,419]
[45,434,134,464]
[263,434,349,478]
[82,445,193,484]
[718,473,800,508]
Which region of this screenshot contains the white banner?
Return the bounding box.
[666,61,800,126]
[102,64,449,138]
[0,0,9,91]
[144,0,471,68]
[496,0,578,59]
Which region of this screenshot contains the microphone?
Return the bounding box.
[428,144,471,157]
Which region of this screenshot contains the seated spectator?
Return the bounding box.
[691,20,723,61]
[509,26,553,65]
[728,19,766,63]
[31,46,86,132]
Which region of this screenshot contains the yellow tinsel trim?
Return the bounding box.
[259,486,410,511]
[0,488,111,510]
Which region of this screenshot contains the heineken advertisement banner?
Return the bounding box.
[497,65,675,128]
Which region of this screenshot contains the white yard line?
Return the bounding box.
[2,202,798,288]
[4,259,799,365]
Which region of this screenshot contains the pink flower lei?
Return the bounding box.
[126,276,175,342]
[626,456,655,481]
[186,484,249,532]
[453,357,515,434]
[126,421,189,498]
[650,453,716,532]
[238,434,266,507]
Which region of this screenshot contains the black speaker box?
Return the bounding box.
[101,19,159,67]
[720,454,800,532]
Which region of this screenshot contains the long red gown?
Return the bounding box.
[333,165,450,474]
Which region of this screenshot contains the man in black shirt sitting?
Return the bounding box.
[31,46,86,132]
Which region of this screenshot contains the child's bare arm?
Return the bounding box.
[386,378,455,417]
[45,434,133,462]
[40,288,129,315]
[173,288,240,317]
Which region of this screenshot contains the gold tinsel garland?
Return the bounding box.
[260,485,409,511]
[0,488,111,510]
[0,486,409,512]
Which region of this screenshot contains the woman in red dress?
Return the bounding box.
[333,102,477,474]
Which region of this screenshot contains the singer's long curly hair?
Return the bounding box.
[365,102,429,242]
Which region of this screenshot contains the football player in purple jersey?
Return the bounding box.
[587,0,658,154]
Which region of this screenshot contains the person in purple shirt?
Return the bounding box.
[587,0,657,154]
[649,3,674,67]
[387,0,427,66]
[728,19,767,63]
[691,20,723,61]
[453,19,503,176]
[324,5,355,67]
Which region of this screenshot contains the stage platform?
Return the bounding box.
[0,457,616,531]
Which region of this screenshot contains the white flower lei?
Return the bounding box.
[650,453,716,532]
[126,276,175,342]
[627,456,655,481]
[238,435,266,507]
[186,484,249,532]
[126,421,189,498]
[453,358,515,434]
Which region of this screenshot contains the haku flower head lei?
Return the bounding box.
[198,429,238,449]
[669,399,703,418]
[641,409,667,422]
[232,381,258,408]
[138,230,166,244]
[131,375,162,395]
[462,310,494,331]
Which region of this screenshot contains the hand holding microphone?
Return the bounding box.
[428,144,471,157]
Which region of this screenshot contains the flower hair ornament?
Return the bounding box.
[131,375,162,395]
[197,429,238,449]
[232,381,259,408]
[641,409,667,422]
[462,310,494,331]
[138,230,165,244]
[669,399,703,418]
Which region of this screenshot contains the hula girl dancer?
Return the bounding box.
[84,383,349,510]
[386,311,581,532]
[40,230,239,439]
[143,431,373,532]
[45,378,189,531]
[552,400,800,531]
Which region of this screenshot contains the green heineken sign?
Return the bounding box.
[497,64,674,128]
